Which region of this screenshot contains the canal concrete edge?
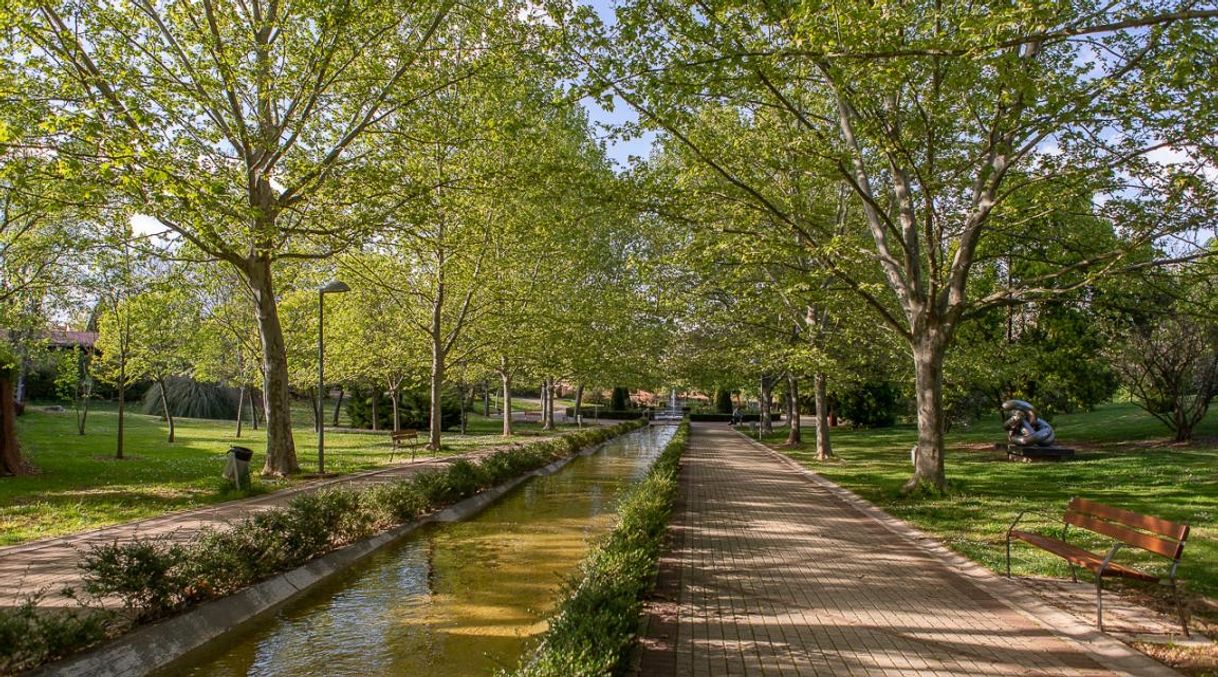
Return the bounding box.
[34,438,622,677]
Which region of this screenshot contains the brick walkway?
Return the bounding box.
[0,441,519,608]
[638,424,1177,676]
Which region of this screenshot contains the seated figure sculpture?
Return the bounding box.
[1002,399,1056,447]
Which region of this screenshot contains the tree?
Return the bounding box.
[54,345,93,435]
[24,0,497,475]
[0,341,26,475]
[92,298,136,459]
[1118,313,1218,442]
[121,286,199,442]
[585,0,1218,490]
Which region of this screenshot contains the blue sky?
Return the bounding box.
[578,0,658,169]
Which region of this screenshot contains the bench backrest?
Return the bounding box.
[1065,497,1189,560]
[391,429,418,439]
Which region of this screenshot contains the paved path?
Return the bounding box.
[0,441,520,608]
[638,424,1176,676]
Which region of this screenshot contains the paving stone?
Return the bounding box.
[640,424,1175,676]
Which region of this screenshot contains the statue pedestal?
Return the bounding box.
[994,443,1075,462]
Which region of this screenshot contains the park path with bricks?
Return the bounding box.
[0,438,533,609]
[637,423,1178,677]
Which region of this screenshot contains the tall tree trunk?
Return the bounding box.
[550,378,558,424]
[0,376,30,476]
[78,391,90,435]
[542,378,555,430]
[759,375,774,435]
[482,380,490,416]
[390,388,401,433]
[116,378,125,460]
[908,336,948,492]
[784,373,801,446]
[371,392,380,432]
[310,386,322,433]
[332,388,344,427]
[248,258,298,476]
[236,385,245,438]
[252,389,261,429]
[429,346,444,451]
[158,377,175,443]
[458,383,468,435]
[814,372,833,460]
[574,383,584,421]
[501,371,513,437]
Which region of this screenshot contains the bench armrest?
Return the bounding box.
[1006,509,1067,541]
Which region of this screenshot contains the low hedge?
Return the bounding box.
[512,418,690,676]
[687,412,779,422]
[563,408,651,420]
[3,420,648,674]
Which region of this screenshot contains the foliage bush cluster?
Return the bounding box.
[0,419,648,673]
[513,419,690,677]
[346,386,461,431]
[686,412,774,423]
[0,596,113,674]
[836,381,903,428]
[140,377,239,420]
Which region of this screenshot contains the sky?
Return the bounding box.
[578,0,658,169]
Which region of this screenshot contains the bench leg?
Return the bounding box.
[1095,543,1122,633]
[1169,578,1190,637]
[1003,535,1013,579]
[1095,576,1105,632]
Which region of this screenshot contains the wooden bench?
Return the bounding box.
[1005,497,1190,635]
[389,429,422,462]
[521,411,541,423]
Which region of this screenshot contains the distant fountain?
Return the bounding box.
[655,388,683,423]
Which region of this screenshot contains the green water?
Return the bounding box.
[168,424,676,676]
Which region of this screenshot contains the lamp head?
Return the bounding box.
[319,280,350,294]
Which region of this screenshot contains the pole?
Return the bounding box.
[318,290,325,475]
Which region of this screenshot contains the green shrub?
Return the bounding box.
[0,596,113,674]
[514,420,689,676]
[610,387,629,411]
[79,537,189,620]
[837,380,903,428]
[362,482,429,524]
[714,388,733,413]
[347,386,461,431]
[140,377,238,420]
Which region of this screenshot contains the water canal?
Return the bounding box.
[168,424,677,676]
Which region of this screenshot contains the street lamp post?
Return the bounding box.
[318,280,350,475]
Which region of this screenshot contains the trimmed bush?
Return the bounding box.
[714,388,733,413]
[347,386,461,431]
[514,419,690,676]
[688,412,774,422]
[610,387,629,411]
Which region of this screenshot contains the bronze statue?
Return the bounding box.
[1002,400,1055,447]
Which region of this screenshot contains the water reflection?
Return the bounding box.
[172,424,675,677]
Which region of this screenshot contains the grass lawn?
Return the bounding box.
[2,402,579,546]
[755,401,1218,601]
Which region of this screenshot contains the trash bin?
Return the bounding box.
[223,446,254,489]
